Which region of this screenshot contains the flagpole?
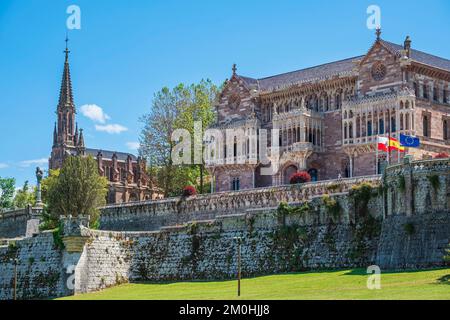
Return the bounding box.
[375,135,379,175]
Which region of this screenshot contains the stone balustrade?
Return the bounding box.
[99,175,381,231]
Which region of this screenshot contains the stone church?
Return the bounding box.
[49,41,160,204]
[207,30,450,192]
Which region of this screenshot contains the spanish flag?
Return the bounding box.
[377,136,405,152]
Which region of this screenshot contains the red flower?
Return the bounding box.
[182,185,197,197]
[289,171,311,185]
[434,152,449,159]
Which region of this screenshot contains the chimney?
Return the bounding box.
[404,36,411,58]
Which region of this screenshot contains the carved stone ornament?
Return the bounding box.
[371,62,387,81]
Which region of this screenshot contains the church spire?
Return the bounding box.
[58,35,74,110]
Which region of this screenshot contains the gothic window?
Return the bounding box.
[391,117,396,132]
[308,169,318,182]
[379,119,384,135]
[371,62,387,81]
[367,121,372,136]
[423,84,429,99]
[434,87,439,102]
[400,114,404,131]
[413,82,418,96]
[423,115,429,137]
[443,120,448,140]
[444,89,448,104]
[335,93,342,109]
[349,123,353,139]
[233,136,237,158]
[344,123,348,139]
[231,177,240,191]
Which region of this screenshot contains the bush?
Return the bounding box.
[403,222,415,236]
[182,186,197,197]
[289,171,311,185]
[434,152,449,159]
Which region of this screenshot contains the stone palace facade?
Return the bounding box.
[207,31,450,192]
[49,42,160,204]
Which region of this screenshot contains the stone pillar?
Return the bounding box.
[60,215,90,296]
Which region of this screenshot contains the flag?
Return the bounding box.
[400,134,420,148]
[377,136,389,152]
[377,136,405,152]
[389,137,405,152]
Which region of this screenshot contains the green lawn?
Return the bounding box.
[60,268,450,300]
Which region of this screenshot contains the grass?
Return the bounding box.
[59,268,450,300]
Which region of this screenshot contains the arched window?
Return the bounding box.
[423,115,429,137]
[233,136,237,158]
[379,119,384,135]
[444,120,448,140]
[413,82,418,96]
[349,123,353,139]
[434,87,439,102]
[231,177,240,191]
[308,169,318,182]
[423,84,429,99]
[344,123,348,139]
[367,121,372,136]
[444,89,448,104]
[400,114,404,131]
[335,93,342,109]
[391,117,396,132]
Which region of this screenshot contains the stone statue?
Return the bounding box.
[35,167,44,207]
[36,167,43,183]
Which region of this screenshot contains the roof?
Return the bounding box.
[238,40,450,92]
[85,148,138,161]
[381,40,450,72]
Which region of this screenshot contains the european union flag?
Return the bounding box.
[400,134,420,148]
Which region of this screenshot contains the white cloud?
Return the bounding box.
[19,158,48,168]
[126,142,140,150]
[95,124,128,134]
[0,163,8,169]
[80,104,110,124]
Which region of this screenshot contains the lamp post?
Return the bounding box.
[9,258,19,300]
[233,236,242,297]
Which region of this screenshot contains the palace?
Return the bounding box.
[49,41,160,204]
[207,30,450,192]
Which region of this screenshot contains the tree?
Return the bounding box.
[12,181,36,208]
[140,80,219,197]
[0,177,15,210]
[46,156,107,224]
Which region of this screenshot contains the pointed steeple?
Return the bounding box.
[53,123,57,146]
[78,128,85,148]
[58,35,74,110]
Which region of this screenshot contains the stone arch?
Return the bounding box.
[283,163,298,185]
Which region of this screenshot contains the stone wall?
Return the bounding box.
[0,209,29,239]
[99,175,381,231]
[0,232,68,300]
[0,158,448,299]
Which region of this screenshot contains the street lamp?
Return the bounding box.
[233,236,242,297]
[9,258,19,300]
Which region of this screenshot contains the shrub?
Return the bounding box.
[403,222,415,235]
[182,185,197,197]
[434,152,449,159]
[289,171,311,185]
[427,175,440,190]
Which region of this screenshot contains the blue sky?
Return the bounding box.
[0,0,449,188]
